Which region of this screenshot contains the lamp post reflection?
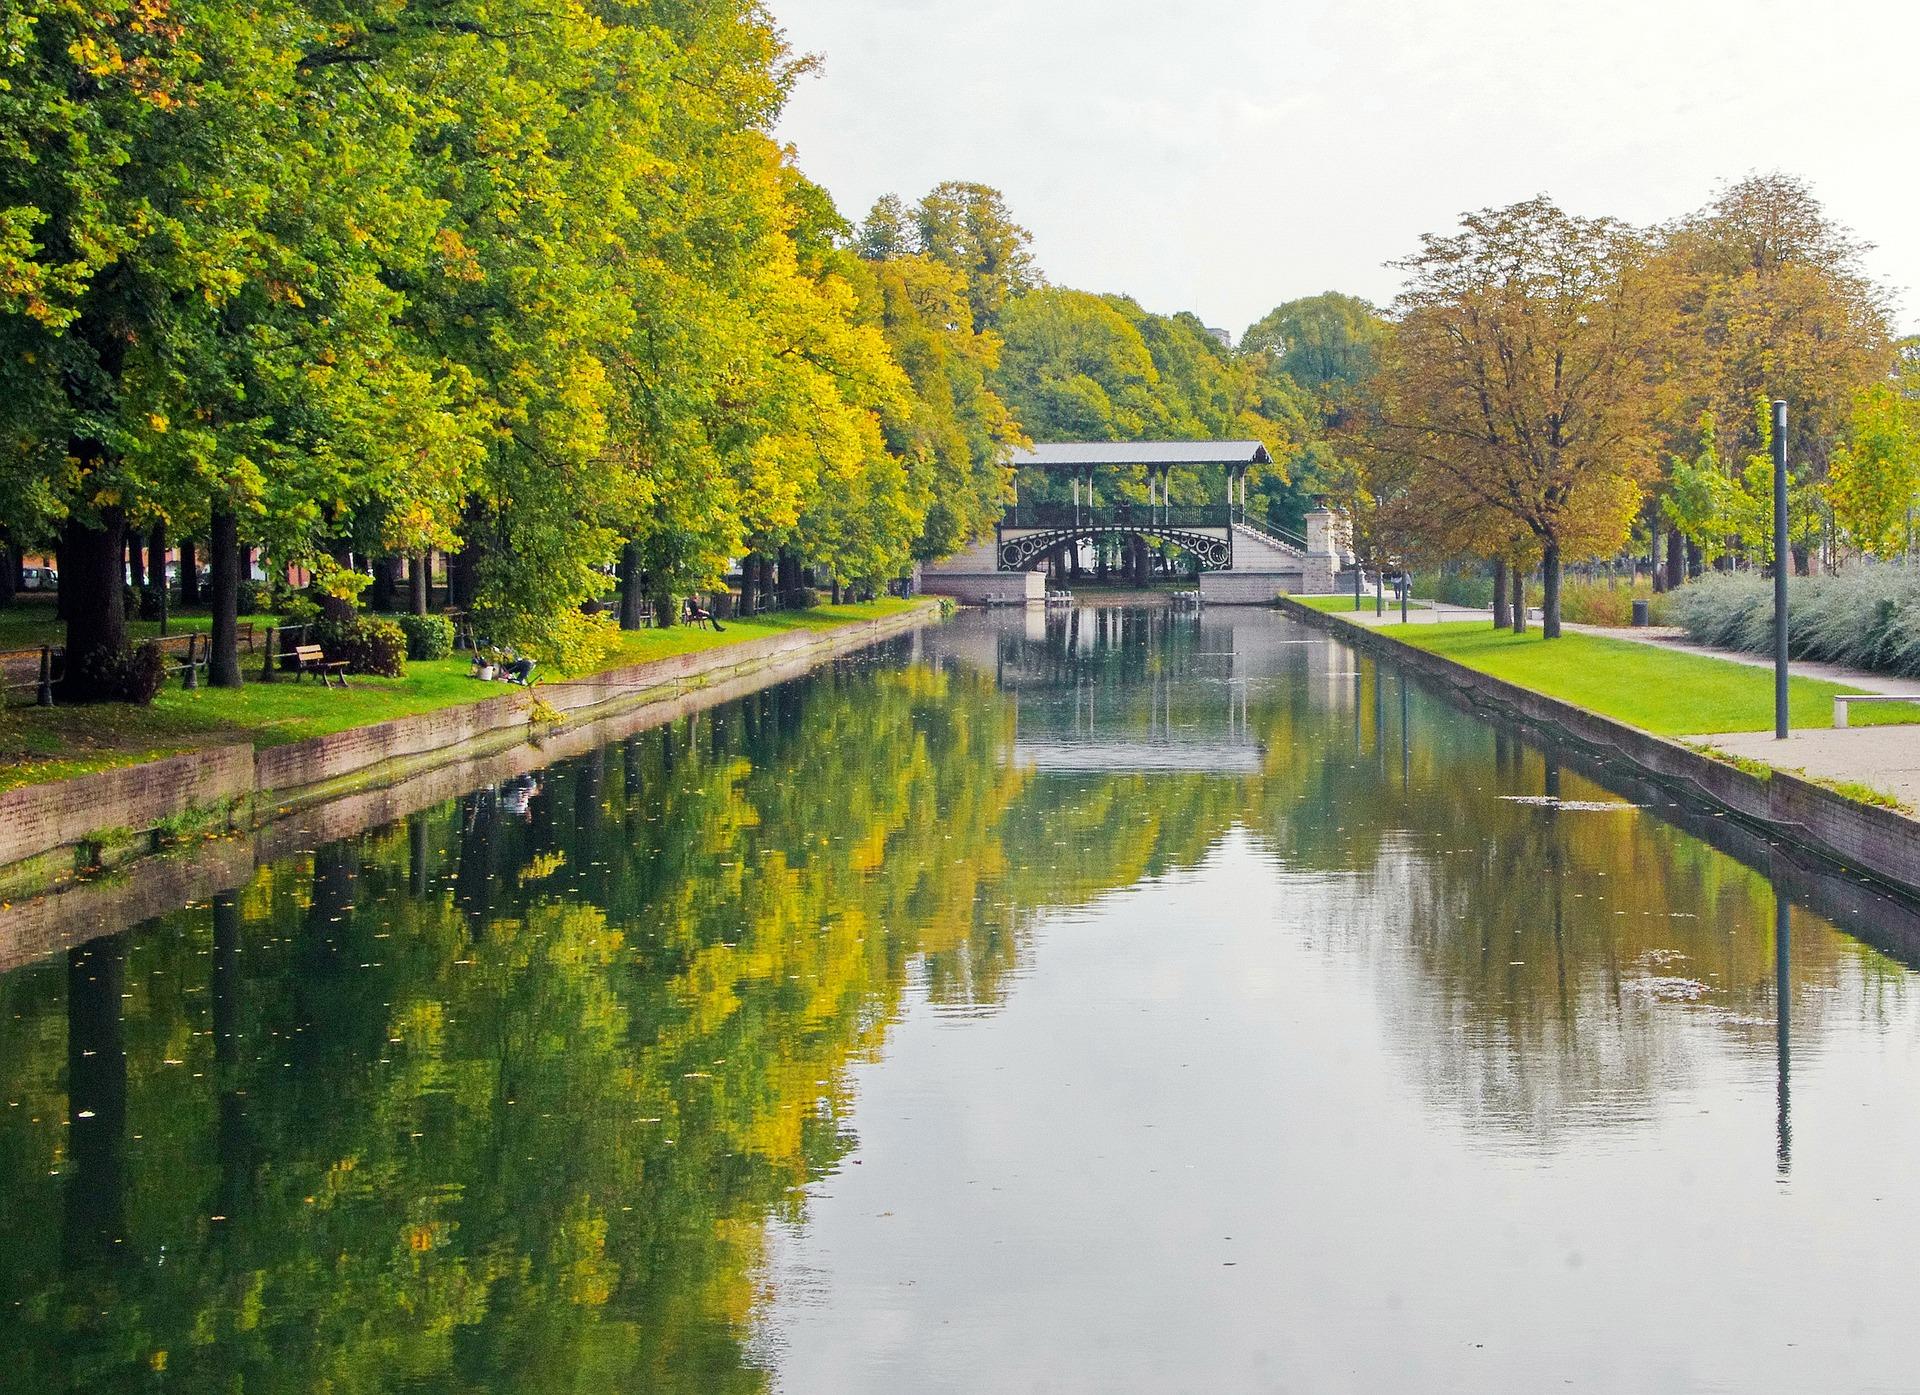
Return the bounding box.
[1774,856,1793,1179]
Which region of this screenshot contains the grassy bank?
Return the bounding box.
[0,599,922,792]
[1342,618,1920,735]
[1290,593,1427,614]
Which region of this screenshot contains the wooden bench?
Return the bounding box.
[292,643,349,688]
[1833,693,1920,728]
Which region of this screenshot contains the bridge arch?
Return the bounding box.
[997,523,1230,574]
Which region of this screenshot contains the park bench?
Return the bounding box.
[291,643,349,688]
[1833,693,1920,728]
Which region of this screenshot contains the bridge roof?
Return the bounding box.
[1011,440,1272,470]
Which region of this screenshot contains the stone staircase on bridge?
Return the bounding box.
[1194,520,1339,604]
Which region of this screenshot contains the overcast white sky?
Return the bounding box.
[772,0,1918,338]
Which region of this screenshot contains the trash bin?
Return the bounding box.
[1632,599,1650,627]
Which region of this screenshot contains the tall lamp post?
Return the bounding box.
[1772,399,1790,741]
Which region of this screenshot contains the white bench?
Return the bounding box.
[1833,693,1920,728]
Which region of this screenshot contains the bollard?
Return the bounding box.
[36,645,53,706]
[260,625,277,682]
[183,632,199,689]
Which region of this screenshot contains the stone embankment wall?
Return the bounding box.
[1278,597,1920,903]
[0,603,938,898]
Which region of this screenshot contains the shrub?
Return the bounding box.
[71,641,167,704]
[125,640,168,703]
[1666,562,1920,677]
[397,612,455,661]
[1558,575,1650,627]
[235,578,269,615]
[1412,568,1493,609]
[278,591,321,626]
[137,586,163,621]
[316,614,407,677]
[781,586,820,610]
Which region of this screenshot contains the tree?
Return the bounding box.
[993,289,1168,443]
[856,194,917,261]
[1656,173,1893,550]
[1366,197,1665,637]
[0,0,311,694]
[914,181,1040,329]
[847,253,1022,560]
[1242,292,1389,405]
[1828,382,1920,559]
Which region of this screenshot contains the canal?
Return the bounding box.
[5,607,1920,1392]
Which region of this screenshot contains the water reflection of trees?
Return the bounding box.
[3,610,1918,1386]
[0,662,1045,1390]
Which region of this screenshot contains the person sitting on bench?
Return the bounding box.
[684,598,724,631]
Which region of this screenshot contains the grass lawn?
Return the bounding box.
[1289,593,1427,614]
[0,598,279,652]
[1355,620,1920,736]
[0,598,923,792]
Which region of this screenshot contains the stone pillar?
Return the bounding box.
[1304,508,1347,594]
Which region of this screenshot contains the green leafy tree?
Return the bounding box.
[913,181,1040,329]
[1829,382,1920,559]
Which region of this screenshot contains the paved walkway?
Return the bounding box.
[1298,595,1920,809]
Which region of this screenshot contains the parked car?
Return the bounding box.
[20,566,57,591]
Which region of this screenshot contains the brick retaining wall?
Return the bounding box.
[1277,596,1920,902]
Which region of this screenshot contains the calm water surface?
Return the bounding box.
[6,608,1920,1392]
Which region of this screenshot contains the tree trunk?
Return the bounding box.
[653,584,678,628]
[618,542,645,629]
[60,509,129,701]
[1491,559,1510,629]
[149,522,169,634]
[180,539,200,606]
[450,522,481,609]
[1511,569,1527,634]
[319,538,355,624]
[54,540,68,619]
[410,552,429,615]
[1541,545,1563,638]
[0,544,14,609]
[65,933,129,1256]
[208,509,243,688]
[127,529,146,590]
[1666,529,1684,591]
[368,555,399,611]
